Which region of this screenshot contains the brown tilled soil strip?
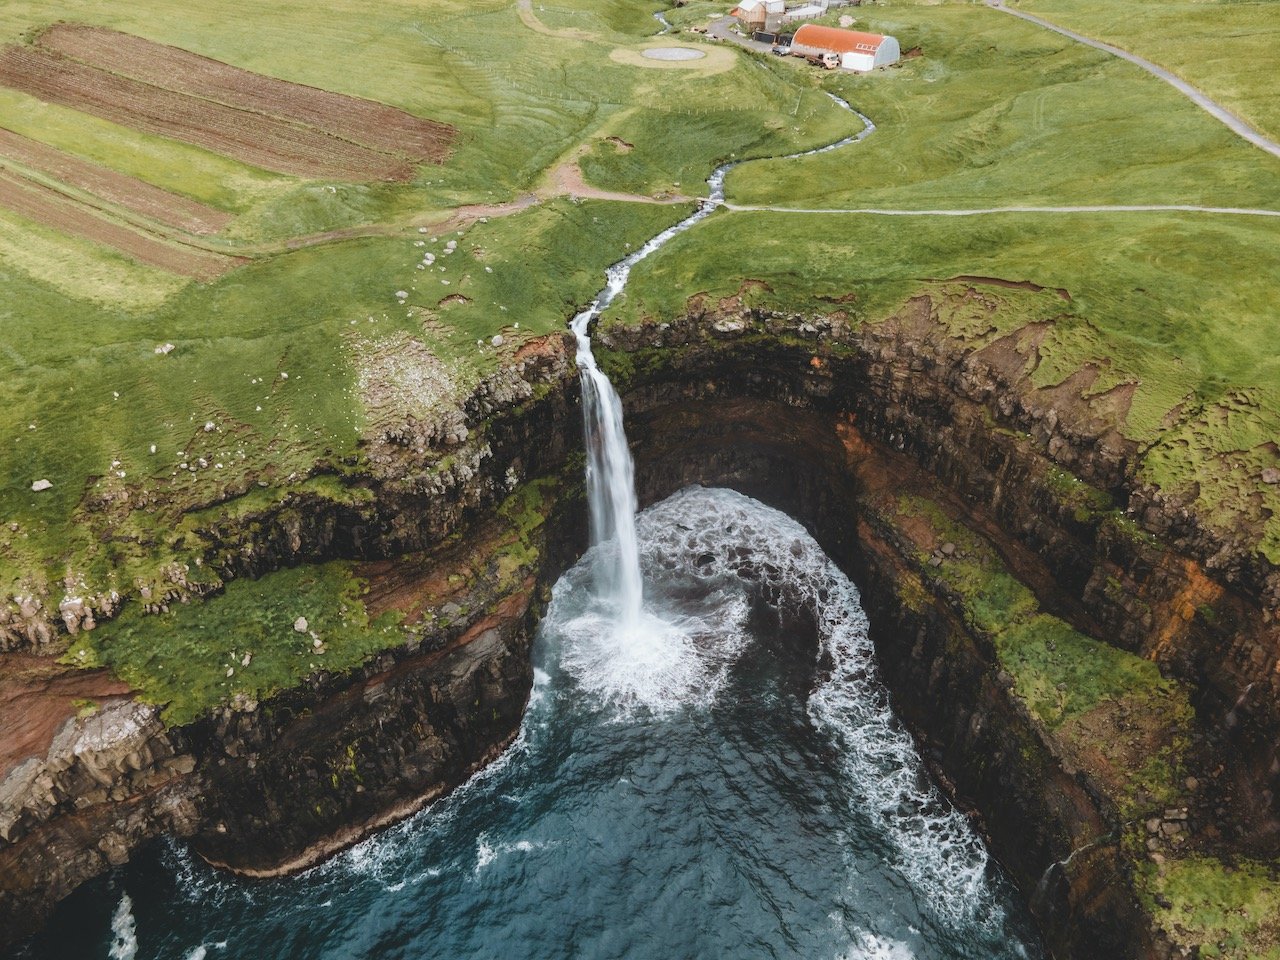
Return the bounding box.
[39,24,454,164]
[0,46,416,181]
[0,169,243,279]
[0,127,231,234]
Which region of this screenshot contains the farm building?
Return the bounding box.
[791,23,900,71]
[731,0,786,31]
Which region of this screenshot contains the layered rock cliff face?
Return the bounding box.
[3,294,1278,958]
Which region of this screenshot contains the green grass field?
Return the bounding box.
[1014,0,1280,143]
[724,4,1280,210]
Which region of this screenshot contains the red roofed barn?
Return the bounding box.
[791,24,901,71]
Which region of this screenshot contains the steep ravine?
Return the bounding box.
[3,297,1279,958]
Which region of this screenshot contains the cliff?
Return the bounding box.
[4,290,1280,958]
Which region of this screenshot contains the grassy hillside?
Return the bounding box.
[1013,0,1280,143]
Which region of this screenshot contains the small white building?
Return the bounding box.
[791,23,900,71]
[731,0,786,31]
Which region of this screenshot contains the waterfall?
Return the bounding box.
[568,93,874,634]
[571,314,644,629]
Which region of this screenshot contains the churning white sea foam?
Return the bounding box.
[838,931,919,960]
[550,569,751,715]
[108,893,138,960]
[621,487,999,928]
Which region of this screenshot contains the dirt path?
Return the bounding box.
[515,0,597,41]
[987,0,1280,162]
[724,202,1280,218]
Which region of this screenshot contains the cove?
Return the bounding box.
[14,488,1041,960]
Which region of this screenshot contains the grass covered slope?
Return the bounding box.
[724,3,1280,210]
[1013,0,1280,144]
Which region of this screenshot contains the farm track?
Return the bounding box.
[0,169,243,279]
[0,45,419,181]
[38,25,454,165]
[724,202,1280,218]
[0,127,230,235]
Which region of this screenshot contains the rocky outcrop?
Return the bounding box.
[0,456,585,947]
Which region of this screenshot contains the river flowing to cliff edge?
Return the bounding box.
[566,89,873,641]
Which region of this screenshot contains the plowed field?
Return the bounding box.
[40,24,454,165]
[0,27,455,181]
[0,127,230,234]
[0,170,242,279]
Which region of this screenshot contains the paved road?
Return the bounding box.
[987,0,1280,162]
[706,15,778,54]
[725,202,1280,218]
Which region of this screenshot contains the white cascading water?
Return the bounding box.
[568,91,873,638]
[571,322,645,630]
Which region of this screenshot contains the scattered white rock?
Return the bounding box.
[280,372,289,380]
[445,240,457,251]
[395,290,408,299]
[484,266,492,273]
[149,444,157,454]
[30,479,52,492]
[312,636,323,649]
[417,227,428,234]
[491,334,504,347]
[293,616,309,633]
[225,667,235,677]
[154,343,176,355]
[204,421,216,432]
[241,652,252,667]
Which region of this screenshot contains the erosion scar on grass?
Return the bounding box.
[0,127,231,234]
[0,170,243,279]
[0,25,455,181]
